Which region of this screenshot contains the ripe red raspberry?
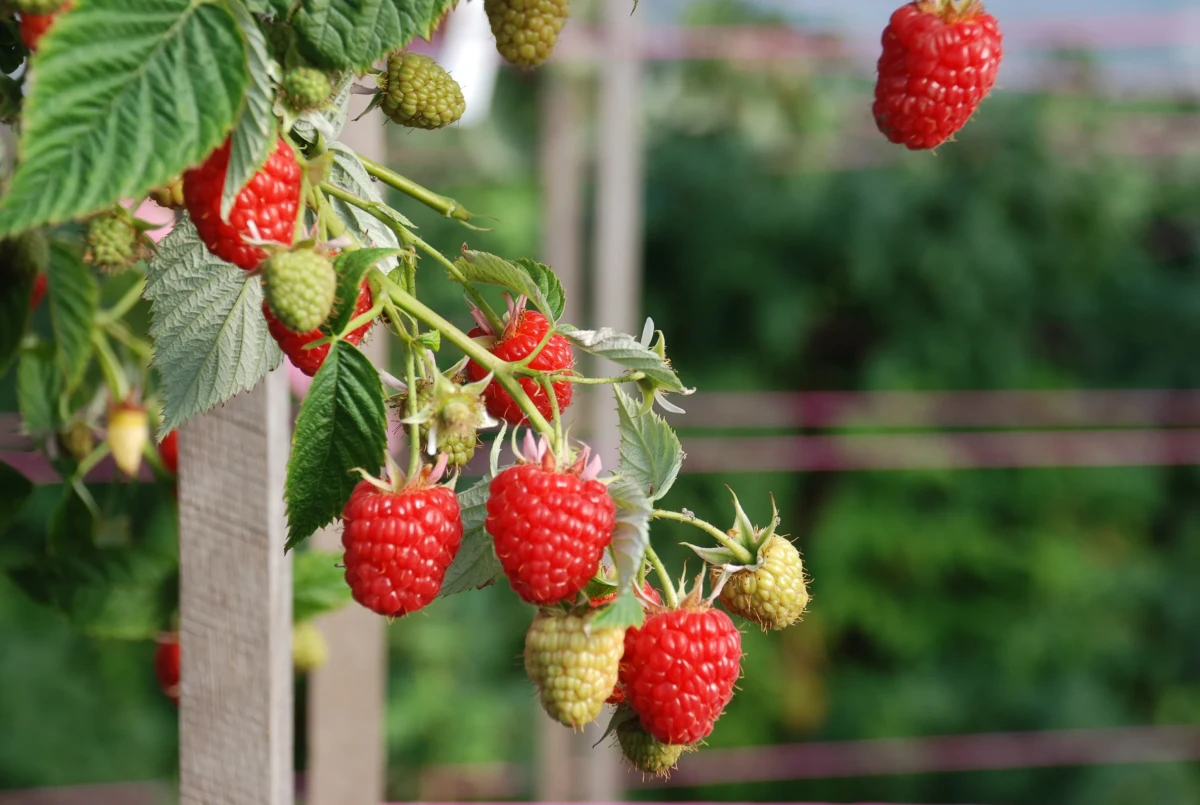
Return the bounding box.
[620,605,742,745]
[155,633,180,705]
[873,0,1003,150]
[465,307,573,425]
[183,137,302,270]
[341,463,464,618]
[18,1,69,52]
[158,430,178,475]
[590,582,661,705]
[265,282,374,377]
[487,435,614,605]
[29,274,47,311]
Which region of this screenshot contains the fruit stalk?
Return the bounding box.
[652,508,754,565]
[91,329,129,402]
[359,156,473,224]
[373,271,555,436]
[644,545,678,609]
[95,275,146,326]
[405,343,421,476]
[319,182,502,332]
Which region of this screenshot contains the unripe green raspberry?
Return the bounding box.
[86,215,139,274]
[292,621,328,673]
[264,249,337,334]
[524,608,625,728]
[14,0,65,14]
[381,52,465,130]
[715,534,809,631]
[485,0,569,68]
[617,718,686,778]
[57,419,95,462]
[282,66,333,111]
[414,384,484,468]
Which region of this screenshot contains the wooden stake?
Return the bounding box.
[177,368,293,805]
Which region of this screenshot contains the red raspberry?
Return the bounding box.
[183,137,302,270]
[589,582,661,705]
[265,282,373,377]
[19,3,69,52]
[620,606,742,745]
[29,274,47,311]
[341,477,463,617]
[465,309,573,425]
[487,453,615,605]
[158,430,178,475]
[873,0,1003,151]
[155,633,180,705]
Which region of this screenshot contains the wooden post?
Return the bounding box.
[177,368,293,805]
[305,96,390,805]
[579,0,644,799]
[535,66,588,802]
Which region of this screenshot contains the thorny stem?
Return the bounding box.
[359,156,474,224]
[645,546,678,609]
[96,277,146,325]
[652,509,755,565]
[374,271,554,437]
[319,182,502,332]
[405,344,421,477]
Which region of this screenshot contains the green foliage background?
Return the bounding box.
[4,23,1200,805]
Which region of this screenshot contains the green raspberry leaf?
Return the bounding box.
[591,476,650,631]
[16,341,63,435]
[293,0,458,70]
[328,248,399,335]
[293,549,353,622]
[613,385,682,502]
[47,243,97,392]
[285,342,388,550]
[455,251,565,324]
[222,2,280,221]
[440,473,503,597]
[327,143,402,263]
[0,0,249,237]
[513,258,565,321]
[10,546,178,640]
[0,462,33,540]
[558,324,686,393]
[146,218,283,436]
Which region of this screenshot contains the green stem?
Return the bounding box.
[652,509,754,564]
[341,301,385,339]
[645,546,678,609]
[405,345,421,477]
[91,329,129,402]
[320,182,502,333]
[359,156,474,223]
[104,321,153,359]
[553,371,646,386]
[539,375,563,453]
[96,277,146,326]
[511,327,555,370]
[376,271,554,437]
